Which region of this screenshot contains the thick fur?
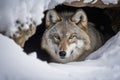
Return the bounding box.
[41,9,103,63]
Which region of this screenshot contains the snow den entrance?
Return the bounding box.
[24,4,118,62]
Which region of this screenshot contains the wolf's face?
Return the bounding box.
[42,9,91,63]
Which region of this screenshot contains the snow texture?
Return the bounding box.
[0,0,118,37]
[1,31,120,80]
[0,0,50,37]
[47,0,80,9]
[83,0,98,4]
[83,0,118,4]
[0,0,120,80]
[101,0,118,5]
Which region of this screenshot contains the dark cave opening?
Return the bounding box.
[23,4,115,62]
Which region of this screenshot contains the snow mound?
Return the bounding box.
[0,0,50,37]
[0,0,118,37]
[0,34,72,80]
[83,0,118,4]
[101,0,118,5]
[0,32,120,80]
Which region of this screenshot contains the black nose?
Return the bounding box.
[59,51,66,58]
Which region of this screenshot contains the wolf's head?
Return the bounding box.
[42,9,91,63]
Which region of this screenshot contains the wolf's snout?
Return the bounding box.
[59,51,66,58]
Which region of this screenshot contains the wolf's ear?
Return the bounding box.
[46,10,60,28]
[71,9,88,30]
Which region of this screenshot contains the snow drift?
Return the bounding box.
[0,30,120,80]
[0,0,118,37]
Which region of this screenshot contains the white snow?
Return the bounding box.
[83,0,94,3]
[83,0,98,4]
[0,34,73,80]
[83,0,118,4]
[0,0,118,37]
[1,30,120,80]
[101,0,118,5]
[0,0,120,80]
[47,0,80,9]
[0,0,50,37]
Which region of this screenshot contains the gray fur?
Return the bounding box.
[41,9,103,63]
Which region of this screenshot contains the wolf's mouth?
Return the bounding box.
[60,56,65,59]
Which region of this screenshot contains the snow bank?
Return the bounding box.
[83,0,118,4]
[1,31,120,80]
[0,0,118,37]
[0,34,73,80]
[0,0,50,37]
[101,0,118,5]
[0,0,79,37]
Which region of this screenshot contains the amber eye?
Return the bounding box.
[69,34,77,39]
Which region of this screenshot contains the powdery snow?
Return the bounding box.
[0,34,73,80]
[83,0,118,4]
[101,0,118,5]
[83,0,98,4]
[0,0,118,37]
[0,0,50,37]
[47,0,80,9]
[0,30,120,80]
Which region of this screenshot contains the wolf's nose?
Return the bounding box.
[59,51,66,58]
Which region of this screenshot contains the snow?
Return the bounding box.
[0,0,118,37]
[83,0,94,3]
[101,0,118,5]
[0,0,50,37]
[47,0,79,9]
[83,0,98,4]
[0,0,120,80]
[83,0,118,4]
[0,34,73,80]
[1,31,120,80]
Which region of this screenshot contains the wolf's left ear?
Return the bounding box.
[46,10,60,28]
[71,9,88,30]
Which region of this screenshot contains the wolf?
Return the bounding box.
[41,9,103,63]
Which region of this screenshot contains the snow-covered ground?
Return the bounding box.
[1,31,120,80]
[0,0,120,80]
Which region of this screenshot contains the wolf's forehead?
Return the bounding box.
[50,27,78,35]
[50,21,80,35]
[56,21,75,30]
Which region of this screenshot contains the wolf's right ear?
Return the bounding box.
[46,10,60,28]
[71,9,88,30]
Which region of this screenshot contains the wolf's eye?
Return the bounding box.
[69,34,77,39]
[54,34,60,41]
